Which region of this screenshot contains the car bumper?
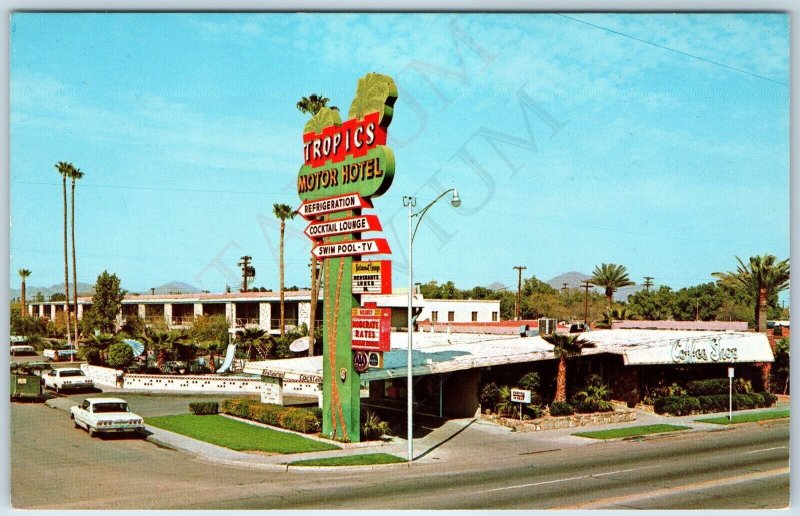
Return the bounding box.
[95,426,145,433]
[60,383,95,390]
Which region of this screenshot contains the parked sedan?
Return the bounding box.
[42,368,94,393]
[70,397,145,437]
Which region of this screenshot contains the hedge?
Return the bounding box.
[685,378,752,396]
[189,401,219,415]
[654,392,777,415]
[220,398,321,433]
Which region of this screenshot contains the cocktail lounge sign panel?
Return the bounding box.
[620,333,775,366]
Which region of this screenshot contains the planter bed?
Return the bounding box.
[483,408,636,432]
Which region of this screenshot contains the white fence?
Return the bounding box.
[80,364,123,387]
[123,374,265,394]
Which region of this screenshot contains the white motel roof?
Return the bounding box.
[244,329,773,381]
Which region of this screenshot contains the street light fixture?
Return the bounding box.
[402,188,460,463]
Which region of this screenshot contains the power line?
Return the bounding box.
[554,14,788,87]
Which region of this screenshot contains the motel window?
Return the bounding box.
[448,311,455,322]
[431,311,438,322]
[471,311,478,322]
[492,311,498,322]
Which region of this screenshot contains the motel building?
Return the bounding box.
[25,294,775,419]
[24,289,501,335]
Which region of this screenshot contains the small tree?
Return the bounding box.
[83,271,127,334]
[107,342,134,369]
[189,315,229,368]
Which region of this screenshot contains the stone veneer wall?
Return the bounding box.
[484,409,636,432]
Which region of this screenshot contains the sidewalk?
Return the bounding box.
[44,396,789,470]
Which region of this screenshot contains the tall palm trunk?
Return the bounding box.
[605,287,613,308]
[20,278,27,316]
[308,255,318,356]
[757,286,767,332]
[279,220,286,337]
[61,175,72,350]
[555,355,568,402]
[71,178,79,346]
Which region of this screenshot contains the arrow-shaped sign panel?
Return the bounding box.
[297,193,373,220]
[311,238,391,259]
[305,215,382,240]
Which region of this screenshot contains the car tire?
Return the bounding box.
[54,385,59,394]
[88,426,96,437]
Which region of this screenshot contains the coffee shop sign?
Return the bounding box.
[670,338,739,363]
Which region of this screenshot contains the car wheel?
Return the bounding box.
[54,385,59,394]
[73,419,80,429]
[88,426,96,437]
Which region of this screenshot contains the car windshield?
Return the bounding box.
[60,370,85,377]
[93,403,129,413]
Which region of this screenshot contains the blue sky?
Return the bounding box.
[9,13,790,299]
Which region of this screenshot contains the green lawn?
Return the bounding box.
[573,424,691,440]
[696,410,790,425]
[288,453,406,467]
[145,414,340,454]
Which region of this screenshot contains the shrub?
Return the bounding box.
[686,378,753,396]
[761,392,777,406]
[77,346,101,365]
[518,372,541,391]
[309,406,323,423]
[281,409,320,433]
[189,402,219,415]
[479,383,501,413]
[107,343,135,369]
[653,395,700,415]
[249,404,284,426]
[220,398,259,418]
[549,401,575,416]
[642,383,686,405]
[525,404,545,419]
[361,411,390,440]
[573,383,613,413]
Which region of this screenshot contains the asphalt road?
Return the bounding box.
[10,399,789,510]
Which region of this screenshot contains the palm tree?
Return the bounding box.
[590,263,635,307]
[296,94,338,115]
[713,255,790,332]
[68,165,84,346]
[273,203,296,337]
[296,93,336,355]
[143,328,187,371]
[55,161,73,351]
[18,269,31,316]
[83,332,118,364]
[543,333,596,403]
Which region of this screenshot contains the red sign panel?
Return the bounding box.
[296,193,373,220]
[304,214,382,240]
[311,238,391,259]
[302,111,387,168]
[351,307,391,351]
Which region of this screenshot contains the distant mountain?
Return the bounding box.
[547,271,642,302]
[10,282,95,300]
[487,282,508,291]
[143,281,203,295]
[547,271,592,290]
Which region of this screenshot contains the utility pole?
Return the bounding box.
[513,266,527,321]
[561,282,569,294]
[581,280,591,325]
[238,256,254,292]
[643,276,654,293]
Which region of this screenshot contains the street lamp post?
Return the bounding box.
[402,188,461,463]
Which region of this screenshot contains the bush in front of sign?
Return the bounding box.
[653,395,700,415]
[220,398,260,418]
[573,383,613,413]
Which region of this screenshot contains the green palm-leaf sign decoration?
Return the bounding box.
[348,72,398,125]
[304,107,343,136]
[297,73,397,442]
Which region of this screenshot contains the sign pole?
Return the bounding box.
[728,366,734,422]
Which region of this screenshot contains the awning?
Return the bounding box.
[577,330,774,365]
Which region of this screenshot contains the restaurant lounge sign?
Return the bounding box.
[297,73,397,442]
